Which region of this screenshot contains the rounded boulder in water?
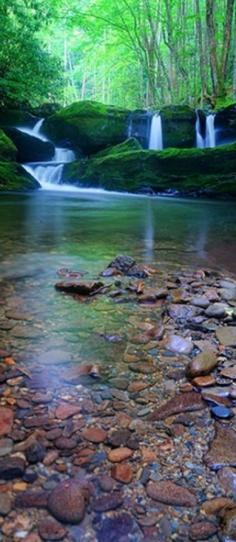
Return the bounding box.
[47,480,88,524]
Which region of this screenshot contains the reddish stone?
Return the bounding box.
[128,381,149,393]
[111,463,133,484]
[0,407,14,437]
[205,425,236,470]
[82,427,107,443]
[48,480,86,524]
[55,403,80,420]
[201,497,235,515]
[38,517,67,540]
[92,492,123,512]
[146,480,197,507]
[108,447,133,463]
[149,392,205,421]
[15,490,48,508]
[192,375,216,387]
[189,521,217,540]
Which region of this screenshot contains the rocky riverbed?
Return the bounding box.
[0,255,236,541]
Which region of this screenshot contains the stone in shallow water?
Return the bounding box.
[55,280,104,295]
[82,427,107,443]
[218,467,236,497]
[95,513,139,542]
[165,334,193,355]
[210,405,234,419]
[55,403,80,420]
[0,457,26,479]
[0,438,13,457]
[205,303,228,318]
[187,351,218,378]
[111,463,133,484]
[91,492,123,512]
[0,493,12,515]
[148,392,205,421]
[189,521,218,540]
[220,366,236,380]
[0,407,14,437]
[205,425,236,470]
[38,517,67,541]
[106,255,135,273]
[168,304,200,321]
[47,480,86,524]
[146,480,197,507]
[216,326,236,347]
[221,507,236,541]
[108,447,133,462]
[192,375,216,387]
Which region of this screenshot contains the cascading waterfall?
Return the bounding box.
[149,113,163,150]
[19,119,75,189]
[195,111,216,148]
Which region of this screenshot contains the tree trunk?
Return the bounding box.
[195,0,207,102]
[206,0,219,95]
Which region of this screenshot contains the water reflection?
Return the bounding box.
[144,199,154,262]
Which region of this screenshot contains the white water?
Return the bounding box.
[149,113,163,150]
[196,111,216,148]
[19,118,76,189]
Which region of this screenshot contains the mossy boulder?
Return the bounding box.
[44,100,130,155]
[160,105,196,148]
[5,128,55,163]
[0,162,40,192]
[0,129,17,161]
[215,103,236,143]
[63,139,236,197]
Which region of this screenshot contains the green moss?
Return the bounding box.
[0,162,39,191]
[160,105,196,148]
[44,100,130,155]
[63,139,236,197]
[0,129,17,161]
[214,97,236,111]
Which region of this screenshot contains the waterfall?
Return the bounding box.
[19,118,75,189]
[205,114,216,148]
[195,111,216,148]
[149,113,163,150]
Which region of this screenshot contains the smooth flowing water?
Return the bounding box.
[149,113,163,150]
[196,112,216,148]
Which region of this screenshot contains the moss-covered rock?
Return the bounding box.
[0,129,17,161]
[63,139,236,197]
[44,100,130,155]
[0,162,40,192]
[160,105,196,148]
[5,128,55,163]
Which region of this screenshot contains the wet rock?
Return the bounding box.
[105,255,135,274]
[168,304,200,321]
[210,405,234,419]
[165,334,193,355]
[82,427,107,443]
[189,521,217,540]
[38,517,67,540]
[220,366,236,380]
[94,513,139,542]
[221,507,236,541]
[187,352,219,378]
[191,296,210,308]
[0,456,26,479]
[205,303,228,318]
[128,381,150,393]
[148,392,205,421]
[0,493,12,515]
[55,280,104,295]
[0,407,14,437]
[192,375,216,387]
[55,403,81,420]
[15,490,49,508]
[48,480,87,524]
[55,436,77,450]
[43,450,59,466]
[129,362,156,374]
[92,491,123,512]
[108,429,131,448]
[111,463,133,484]
[146,480,197,506]
[26,441,46,463]
[0,438,13,457]
[62,363,100,383]
[205,425,236,470]
[216,326,236,347]
[218,467,236,497]
[108,447,133,462]
[201,497,235,516]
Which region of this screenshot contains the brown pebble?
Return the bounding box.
[111,463,133,483]
[108,447,133,463]
[82,427,107,443]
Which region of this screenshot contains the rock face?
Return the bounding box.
[161,105,196,148]
[5,128,55,162]
[205,425,236,470]
[146,480,197,506]
[47,480,86,524]
[0,129,17,161]
[44,100,130,154]
[148,392,205,421]
[63,138,236,197]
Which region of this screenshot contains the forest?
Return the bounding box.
[1,0,236,110]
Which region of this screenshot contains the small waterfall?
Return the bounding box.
[19,118,75,189]
[195,111,216,148]
[205,114,216,148]
[149,113,163,150]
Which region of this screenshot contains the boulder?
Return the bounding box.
[0,108,36,128]
[5,128,55,162]
[0,129,17,161]
[63,139,236,197]
[160,105,196,148]
[0,162,39,191]
[44,100,130,154]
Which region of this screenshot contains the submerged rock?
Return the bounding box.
[47,480,87,524]
[0,407,14,437]
[147,480,197,506]
[55,280,104,295]
[205,425,236,470]
[216,326,236,346]
[148,392,205,421]
[187,351,218,378]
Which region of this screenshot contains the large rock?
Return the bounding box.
[148,392,205,421]
[205,425,236,470]
[146,480,197,506]
[5,128,55,162]
[63,139,236,197]
[44,100,130,154]
[187,351,219,378]
[47,480,87,524]
[0,129,17,161]
[0,407,14,437]
[160,105,196,148]
[0,162,39,191]
[0,108,36,129]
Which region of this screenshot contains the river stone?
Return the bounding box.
[168,304,200,321]
[216,327,236,347]
[205,425,236,470]
[146,480,197,506]
[220,366,236,380]
[82,427,107,443]
[111,463,133,484]
[186,351,218,378]
[148,392,205,421]
[55,403,80,420]
[106,255,135,273]
[0,457,26,479]
[210,405,234,419]
[15,490,49,508]
[38,517,67,541]
[0,493,12,515]
[218,467,236,497]
[47,480,86,524]
[95,513,138,542]
[191,295,210,308]
[0,438,13,457]
[165,334,193,355]
[91,492,123,512]
[205,303,228,318]
[221,507,236,541]
[0,407,14,437]
[200,497,235,515]
[189,521,217,540]
[108,447,133,462]
[55,280,104,295]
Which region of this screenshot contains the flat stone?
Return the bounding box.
[82,427,107,443]
[38,517,67,540]
[165,334,193,355]
[169,304,200,321]
[187,352,218,378]
[62,363,100,383]
[108,447,133,462]
[201,497,235,515]
[220,366,236,380]
[95,513,138,542]
[129,362,156,374]
[55,437,77,450]
[108,429,131,448]
[149,392,205,421]
[210,405,234,419]
[128,381,149,393]
[55,403,80,420]
[0,457,26,479]
[0,438,13,457]
[92,492,123,512]
[205,425,236,470]
[15,490,49,508]
[191,296,210,308]
[205,303,228,318]
[0,493,12,515]
[106,255,135,273]
[146,480,197,507]
[48,480,86,524]
[0,407,14,437]
[55,280,104,295]
[189,521,217,540]
[5,310,33,321]
[192,375,216,387]
[216,326,236,347]
[221,507,236,541]
[218,467,236,497]
[111,463,133,484]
